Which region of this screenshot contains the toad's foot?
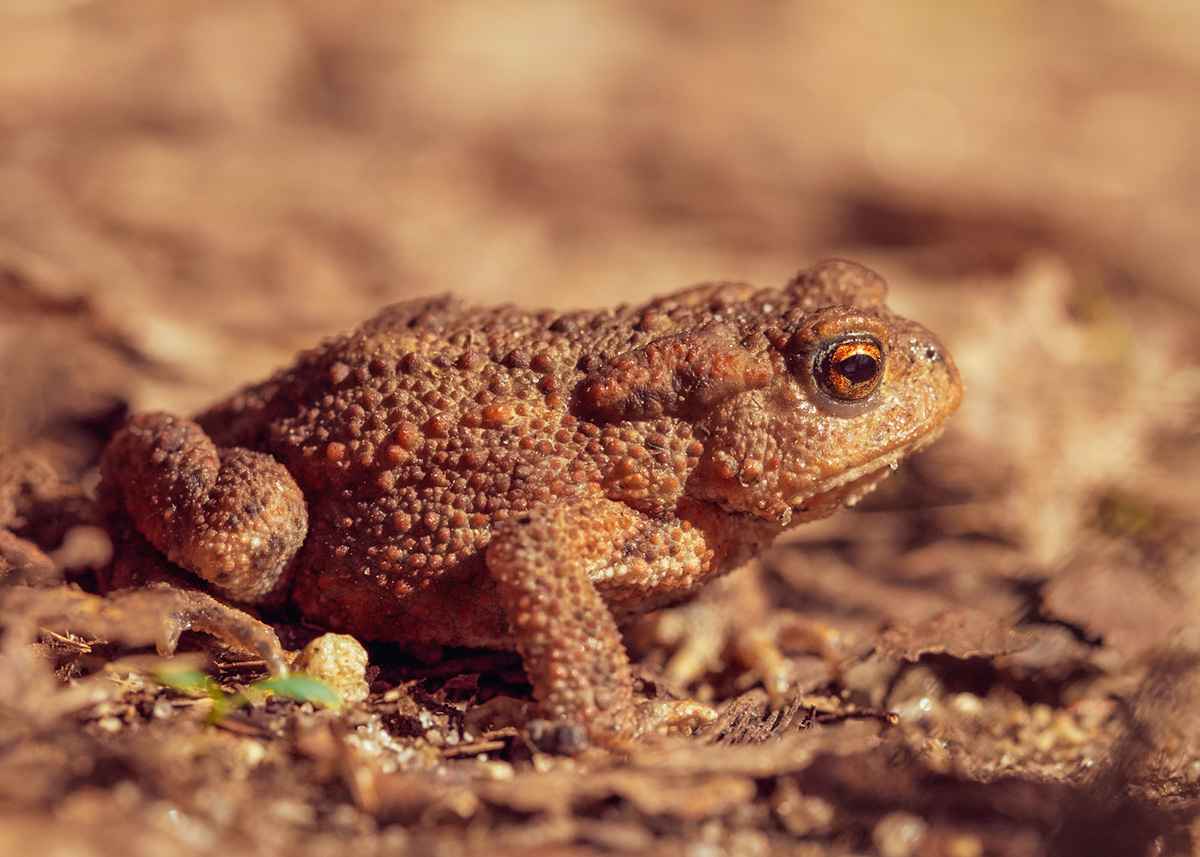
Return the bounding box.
[3,583,289,676]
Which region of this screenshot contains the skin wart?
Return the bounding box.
[100,260,962,750]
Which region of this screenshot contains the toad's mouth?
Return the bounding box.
[785,422,951,524]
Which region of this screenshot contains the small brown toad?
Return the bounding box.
[101,260,961,749]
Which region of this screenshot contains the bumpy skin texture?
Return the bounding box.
[101,260,962,747]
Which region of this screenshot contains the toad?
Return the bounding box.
[100,260,961,749]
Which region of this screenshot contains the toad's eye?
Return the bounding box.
[814,336,885,401]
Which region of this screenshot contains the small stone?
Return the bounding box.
[295,633,370,704]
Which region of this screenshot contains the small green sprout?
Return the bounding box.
[255,674,344,710]
[153,665,342,726]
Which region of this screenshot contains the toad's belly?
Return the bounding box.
[289,538,516,648]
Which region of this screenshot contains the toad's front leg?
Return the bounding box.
[485,493,724,753]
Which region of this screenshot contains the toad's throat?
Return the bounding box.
[783,422,951,525]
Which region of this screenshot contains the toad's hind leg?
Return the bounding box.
[101,412,308,603]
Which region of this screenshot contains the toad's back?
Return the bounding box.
[193,286,783,643]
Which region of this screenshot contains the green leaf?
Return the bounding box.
[255,674,344,710]
[155,667,223,699]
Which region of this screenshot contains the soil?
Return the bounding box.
[3,3,1200,856]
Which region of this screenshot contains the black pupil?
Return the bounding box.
[837,352,878,383]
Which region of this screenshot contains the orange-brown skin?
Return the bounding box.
[101,260,962,749]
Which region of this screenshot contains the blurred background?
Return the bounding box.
[2,2,1200,852]
[3,0,1198,567]
[2,3,1195,338]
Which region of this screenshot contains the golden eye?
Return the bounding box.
[815,336,885,401]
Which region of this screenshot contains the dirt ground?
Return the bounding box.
[2,2,1200,855]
